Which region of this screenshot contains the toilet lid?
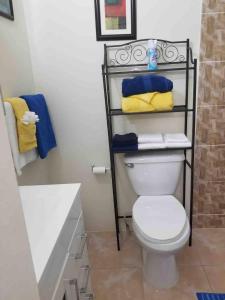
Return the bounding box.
[133,195,187,243]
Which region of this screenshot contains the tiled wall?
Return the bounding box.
[194,0,225,227]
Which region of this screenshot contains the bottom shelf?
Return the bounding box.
[112,146,192,154]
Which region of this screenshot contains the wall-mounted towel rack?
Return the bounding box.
[0,85,6,115]
[102,38,197,251]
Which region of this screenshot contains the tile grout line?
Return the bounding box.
[90,266,143,270]
[195,213,225,216]
[202,12,225,15]
[197,105,225,107]
[194,180,225,183]
[200,60,225,63]
[196,144,225,147]
[202,266,214,293]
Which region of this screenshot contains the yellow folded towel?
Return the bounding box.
[122,92,174,113]
[4,98,37,153]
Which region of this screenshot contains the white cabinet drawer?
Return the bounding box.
[78,259,92,297]
[53,249,93,300]
[68,213,86,259]
[52,214,93,300]
[60,192,82,252]
[39,193,81,300]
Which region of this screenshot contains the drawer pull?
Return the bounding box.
[81,293,94,300]
[70,233,88,260]
[64,279,80,300]
[80,265,91,294]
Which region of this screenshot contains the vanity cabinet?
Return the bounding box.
[20,184,93,300]
[52,213,93,300]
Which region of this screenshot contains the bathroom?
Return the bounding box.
[0,0,225,299]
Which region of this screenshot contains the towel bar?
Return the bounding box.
[0,85,6,115]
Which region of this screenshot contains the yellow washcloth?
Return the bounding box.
[122,92,174,113]
[4,98,37,153]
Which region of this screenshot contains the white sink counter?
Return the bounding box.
[19,184,81,283]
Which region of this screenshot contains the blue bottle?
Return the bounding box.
[147,40,158,71]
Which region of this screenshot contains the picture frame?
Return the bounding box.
[0,0,14,21]
[94,0,136,41]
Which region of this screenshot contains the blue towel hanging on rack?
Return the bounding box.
[21,94,57,159]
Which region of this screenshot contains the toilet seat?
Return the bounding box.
[133,195,187,244]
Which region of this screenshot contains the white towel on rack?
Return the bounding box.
[138,133,163,144]
[165,142,192,148]
[138,143,166,150]
[164,133,189,143]
[4,102,38,176]
[164,133,191,148]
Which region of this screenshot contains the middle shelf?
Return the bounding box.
[112,146,193,154]
[109,105,194,116]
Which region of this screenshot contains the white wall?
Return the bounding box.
[0,103,40,300]
[24,0,202,231]
[0,0,49,185]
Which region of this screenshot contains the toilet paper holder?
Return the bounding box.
[92,165,111,174]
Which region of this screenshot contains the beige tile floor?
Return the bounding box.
[87,229,225,300]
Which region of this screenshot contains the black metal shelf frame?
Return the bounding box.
[102,38,197,251]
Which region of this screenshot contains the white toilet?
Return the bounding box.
[124,151,190,289]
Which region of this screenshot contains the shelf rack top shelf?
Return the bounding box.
[103,38,195,74]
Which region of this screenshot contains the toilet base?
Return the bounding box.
[143,248,178,289]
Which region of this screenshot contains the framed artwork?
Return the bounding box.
[94,0,136,41]
[0,0,14,20]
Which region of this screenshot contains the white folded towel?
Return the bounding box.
[165,142,192,148]
[164,133,189,143]
[21,111,39,125]
[138,143,166,150]
[164,133,191,148]
[4,102,38,176]
[138,133,163,144]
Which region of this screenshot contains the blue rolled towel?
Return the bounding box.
[113,133,137,147]
[20,94,57,159]
[122,74,173,97]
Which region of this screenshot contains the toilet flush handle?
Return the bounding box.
[125,163,134,168]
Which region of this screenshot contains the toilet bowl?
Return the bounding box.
[133,195,190,288]
[124,151,190,288]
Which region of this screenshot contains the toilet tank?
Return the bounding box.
[124,151,185,196]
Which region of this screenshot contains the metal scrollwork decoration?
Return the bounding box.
[109,41,186,66]
[132,45,147,62]
[157,42,185,63]
[110,45,132,65]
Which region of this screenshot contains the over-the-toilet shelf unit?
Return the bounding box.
[102,39,197,251]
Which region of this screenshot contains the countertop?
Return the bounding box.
[19,183,81,282]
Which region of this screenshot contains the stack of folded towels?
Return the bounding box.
[164,133,191,148]
[112,133,138,152]
[112,133,191,152]
[138,133,191,150]
[138,133,165,150]
[122,74,174,113]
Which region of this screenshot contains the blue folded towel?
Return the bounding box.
[112,144,138,153]
[20,94,57,159]
[113,133,137,147]
[106,0,120,4]
[122,74,173,97]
